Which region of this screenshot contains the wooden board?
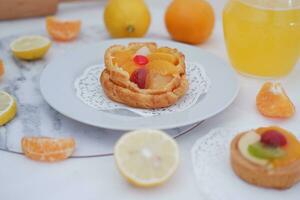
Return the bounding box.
[0,0,59,20]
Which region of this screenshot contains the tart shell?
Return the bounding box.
[100,42,189,109]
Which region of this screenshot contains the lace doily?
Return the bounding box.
[191,128,300,200]
[74,62,210,117]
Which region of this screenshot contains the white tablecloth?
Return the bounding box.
[0,1,299,199]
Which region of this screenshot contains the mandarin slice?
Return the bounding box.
[256,82,295,118]
[0,59,4,77]
[46,17,81,41]
[22,137,75,162]
[148,52,177,64]
[147,60,178,76]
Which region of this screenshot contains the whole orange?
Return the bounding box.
[165,0,215,44]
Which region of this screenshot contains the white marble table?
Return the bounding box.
[0,1,300,200]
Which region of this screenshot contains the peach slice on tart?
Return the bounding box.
[231,126,300,189]
[100,42,188,109]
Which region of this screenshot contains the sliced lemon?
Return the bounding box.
[0,91,17,126]
[10,35,51,60]
[114,129,179,187]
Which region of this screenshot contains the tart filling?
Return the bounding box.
[238,126,300,169]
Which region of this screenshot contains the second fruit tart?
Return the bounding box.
[231,126,300,189]
[100,42,188,109]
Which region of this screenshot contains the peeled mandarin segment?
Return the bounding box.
[0,60,4,77]
[147,60,178,76]
[256,82,295,118]
[21,137,75,162]
[148,52,178,64]
[46,17,81,41]
[256,127,300,168]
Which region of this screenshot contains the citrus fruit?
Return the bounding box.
[165,0,215,44]
[0,59,4,77]
[0,91,17,126]
[46,17,81,41]
[21,137,75,162]
[10,35,51,60]
[256,82,295,118]
[114,129,179,187]
[104,0,151,38]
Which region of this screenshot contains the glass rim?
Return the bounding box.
[238,0,300,10]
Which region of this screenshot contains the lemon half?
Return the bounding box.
[10,35,51,60]
[114,129,179,187]
[0,91,17,126]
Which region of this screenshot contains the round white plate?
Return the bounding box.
[40,38,239,130]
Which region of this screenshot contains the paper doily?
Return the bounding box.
[74,62,210,117]
[191,128,300,200]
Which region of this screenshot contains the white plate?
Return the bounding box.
[40,39,239,130]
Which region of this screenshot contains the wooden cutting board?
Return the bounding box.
[0,0,90,20]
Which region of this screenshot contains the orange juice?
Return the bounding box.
[223,0,300,77]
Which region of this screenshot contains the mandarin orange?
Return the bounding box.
[165,0,215,44]
[22,137,75,162]
[256,82,295,118]
[0,59,4,77]
[46,17,81,41]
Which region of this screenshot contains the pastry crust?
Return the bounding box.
[100,42,189,109]
[231,132,300,189]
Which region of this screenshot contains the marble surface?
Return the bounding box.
[0,27,199,156]
[0,1,300,200]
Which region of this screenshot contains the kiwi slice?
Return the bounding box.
[248,142,286,159]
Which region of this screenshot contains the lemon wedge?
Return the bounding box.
[114,129,179,187]
[10,35,51,60]
[0,91,17,126]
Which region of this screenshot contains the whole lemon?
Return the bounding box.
[165,0,215,44]
[104,0,151,38]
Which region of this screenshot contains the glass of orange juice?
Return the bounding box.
[223,0,300,77]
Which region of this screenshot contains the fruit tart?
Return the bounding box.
[100,42,188,108]
[231,126,300,189]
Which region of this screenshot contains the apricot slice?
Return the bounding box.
[147,60,178,76]
[112,51,133,66]
[148,52,177,64]
[46,17,81,41]
[121,60,137,75]
[22,137,75,162]
[256,82,295,118]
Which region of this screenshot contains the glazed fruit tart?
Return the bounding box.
[231,126,300,189]
[100,42,188,109]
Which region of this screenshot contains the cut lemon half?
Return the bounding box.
[114,129,179,187]
[10,35,51,60]
[0,91,17,126]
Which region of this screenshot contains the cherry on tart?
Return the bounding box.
[100,42,188,108]
[130,68,148,89]
[133,55,149,66]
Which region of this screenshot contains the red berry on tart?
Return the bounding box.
[231,126,300,189]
